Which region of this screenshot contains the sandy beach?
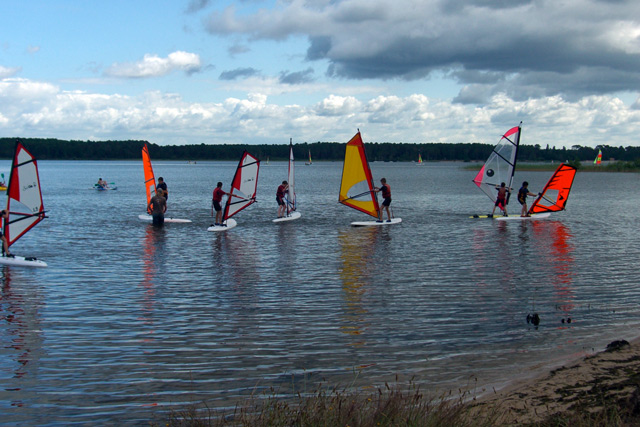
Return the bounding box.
[470,337,640,424]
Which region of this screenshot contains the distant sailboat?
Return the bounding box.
[0,141,48,267]
[274,139,301,222]
[417,153,423,165]
[138,143,191,223]
[594,149,602,165]
[339,131,401,226]
[208,151,260,231]
[305,150,312,165]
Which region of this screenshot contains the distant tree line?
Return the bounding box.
[0,137,638,163]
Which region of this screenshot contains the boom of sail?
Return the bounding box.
[222,151,260,222]
[529,164,577,215]
[339,131,380,218]
[4,142,47,247]
[473,123,522,203]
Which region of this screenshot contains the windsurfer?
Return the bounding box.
[374,178,392,222]
[212,182,228,226]
[156,177,168,200]
[147,188,167,226]
[276,181,288,218]
[0,210,12,257]
[490,182,511,217]
[518,181,537,217]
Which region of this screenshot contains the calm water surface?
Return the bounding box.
[1,159,639,425]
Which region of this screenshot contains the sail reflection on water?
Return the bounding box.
[338,227,382,345]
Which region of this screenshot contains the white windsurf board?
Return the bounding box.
[138,214,192,223]
[494,213,551,221]
[0,255,47,268]
[273,211,301,223]
[351,218,402,227]
[207,218,237,232]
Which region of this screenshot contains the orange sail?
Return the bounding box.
[529,164,577,214]
[141,143,156,213]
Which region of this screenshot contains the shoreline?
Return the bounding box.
[469,336,640,423]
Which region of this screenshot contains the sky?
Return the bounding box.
[1,0,639,148]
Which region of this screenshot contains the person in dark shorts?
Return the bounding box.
[212,182,228,226]
[156,177,168,200]
[147,188,167,226]
[374,178,392,222]
[0,210,12,257]
[518,181,537,217]
[276,181,288,218]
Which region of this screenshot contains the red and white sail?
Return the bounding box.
[4,142,46,247]
[222,151,260,222]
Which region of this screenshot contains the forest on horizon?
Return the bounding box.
[0,137,637,165]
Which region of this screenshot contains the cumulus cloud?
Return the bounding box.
[105,51,202,78]
[2,76,639,147]
[204,0,640,99]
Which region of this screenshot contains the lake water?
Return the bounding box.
[1,158,639,425]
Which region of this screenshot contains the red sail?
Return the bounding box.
[529,164,577,214]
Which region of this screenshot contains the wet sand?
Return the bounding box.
[470,337,640,423]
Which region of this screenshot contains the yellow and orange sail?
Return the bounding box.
[339,131,379,218]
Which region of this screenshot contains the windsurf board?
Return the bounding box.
[494,213,551,221]
[0,255,47,268]
[351,218,402,227]
[273,211,301,223]
[138,214,192,223]
[207,218,237,232]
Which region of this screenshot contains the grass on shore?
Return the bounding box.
[155,378,640,426]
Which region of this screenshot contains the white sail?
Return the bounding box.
[473,123,522,203]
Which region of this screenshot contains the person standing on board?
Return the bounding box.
[212,182,228,226]
[276,180,288,218]
[156,177,168,200]
[490,182,511,217]
[518,181,537,217]
[374,178,392,222]
[0,210,12,257]
[147,188,167,226]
